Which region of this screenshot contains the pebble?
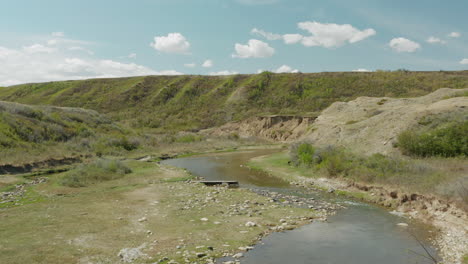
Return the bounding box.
[245,221,257,227]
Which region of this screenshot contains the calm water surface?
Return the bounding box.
[162,149,439,264]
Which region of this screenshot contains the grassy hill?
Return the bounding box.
[0,101,137,165]
[1,71,468,132]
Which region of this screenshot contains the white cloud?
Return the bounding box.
[389,37,420,53]
[274,65,299,73]
[232,39,275,58]
[51,32,65,37]
[156,70,182,75]
[150,33,190,54]
[460,58,468,65]
[23,44,55,54]
[0,41,180,86]
[251,28,282,40]
[283,34,303,44]
[448,32,461,38]
[297,21,376,48]
[426,36,446,44]
[251,28,303,44]
[128,53,137,59]
[209,70,239,75]
[352,68,371,72]
[202,59,213,68]
[68,46,94,55]
[184,63,196,68]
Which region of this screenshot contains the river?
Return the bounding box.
[162,149,439,264]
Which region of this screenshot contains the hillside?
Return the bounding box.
[1,71,468,132]
[301,88,468,155]
[0,101,133,165]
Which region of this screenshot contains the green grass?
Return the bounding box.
[1,71,467,132]
[60,159,132,187]
[251,148,467,204]
[0,155,315,264]
[0,101,143,165]
[397,120,467,157]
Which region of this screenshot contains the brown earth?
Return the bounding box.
[202,115,316,142]
[301,88,468,155]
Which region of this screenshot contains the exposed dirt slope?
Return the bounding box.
[202,115,316,142]
[301,88,468,155]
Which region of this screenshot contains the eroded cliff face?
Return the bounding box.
[202,115,316,142]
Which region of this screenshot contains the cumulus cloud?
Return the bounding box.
[389,37,420,53]
[426,36,446,44]
[184,63,196,68]
[448,32,461,38]
[274,65,299,73]
[251,28,282,40]
[150,33,190,54]
[251,28,303,44]
[209,70,239,75]
[232,39,275,58]
[460,58,468,65]
[202,59,213,68]
[297,21,376,48]
[0,41,180,86]
[23,44,56,54]
[283,34,303,44]
[352,68,371,72]
[127,53,137,59]
[68,46,94,55]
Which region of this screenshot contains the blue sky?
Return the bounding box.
[0,0,467,85]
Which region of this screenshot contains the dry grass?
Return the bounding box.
[0,159,313,264]
[249,151,468,206]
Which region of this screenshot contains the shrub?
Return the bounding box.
[398,121,468,157]
[61,159,132,187]
[108,136,140,151]
[313,146,350,177]
[297,143,315,165]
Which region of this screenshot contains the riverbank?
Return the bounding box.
[248,151,468,264]
[0,151,333,264]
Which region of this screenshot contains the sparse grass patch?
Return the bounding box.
[60,159,132,187]
[345,120,359,125]
[174,134,204,143]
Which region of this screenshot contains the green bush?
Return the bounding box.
[296,143,315,165]
[61,159,132,187]
[398,121,468,157]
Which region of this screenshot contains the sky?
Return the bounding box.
[0,0,467,86]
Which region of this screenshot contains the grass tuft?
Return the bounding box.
[60,159,132,187]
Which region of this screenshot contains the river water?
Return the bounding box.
[162,149,439,264]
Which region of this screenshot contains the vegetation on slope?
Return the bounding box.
[397,112,468,157]
[0,101,139,165]
[1,71,467,132]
